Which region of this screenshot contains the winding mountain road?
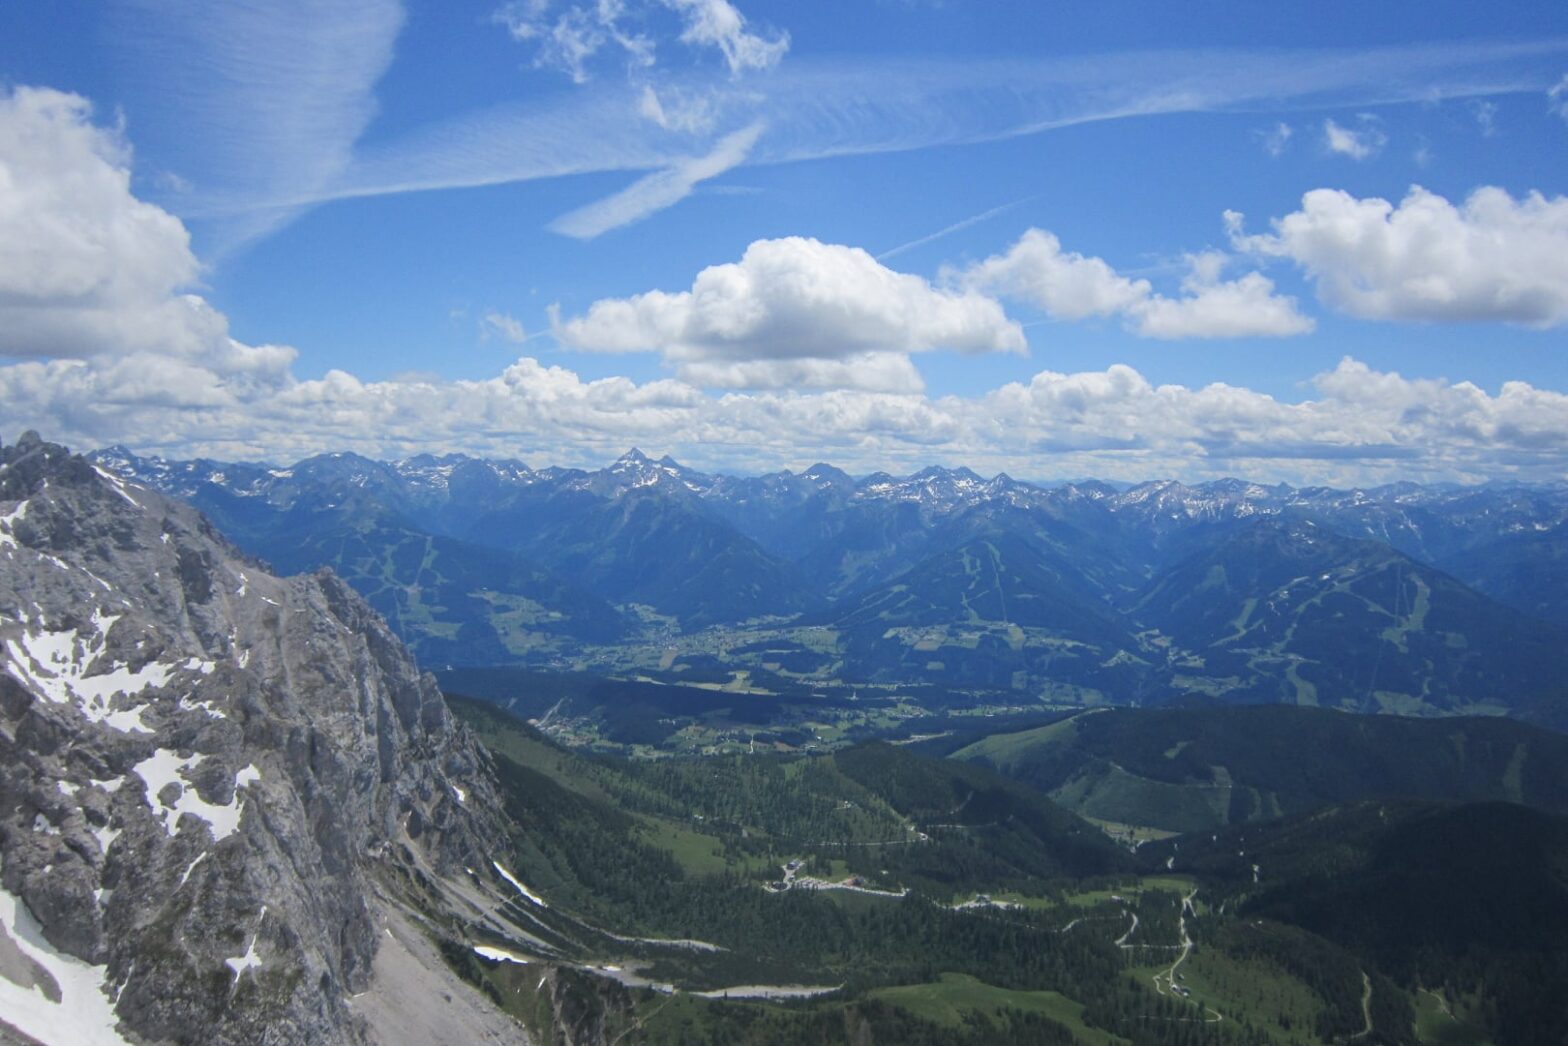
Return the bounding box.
[1348,971,1373,1040]
[1146,890,1223,1023]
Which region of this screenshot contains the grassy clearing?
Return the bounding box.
[1061,876,1194,909]
[1177,948,1323,1044]
[871,973,1129,1045]
[983,891,1065,911]
[635,816,732,876]
[1082,816,1180,843]
[1373,690,1431,715]
[948,713,1084,771]
[1049,761,1231,834]
[973,876,1191,914]
[1285,662,1318,706]
[464,717,608,797]
[462,700,760,878]
[1414,988,1495,1046]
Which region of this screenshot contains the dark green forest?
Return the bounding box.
[439,696,1567,1045]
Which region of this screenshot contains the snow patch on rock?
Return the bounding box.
[131,751,257,842]
[90,466,141,509]
[472,945,531,965]
[0,499,28,550]
[0,886,128,1045]
[2,612,184,733]
[225,906,267,987]
[492,861,548,908]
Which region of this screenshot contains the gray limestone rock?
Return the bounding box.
[0,437,522,1044]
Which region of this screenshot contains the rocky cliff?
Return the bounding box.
[0,433,526,1044]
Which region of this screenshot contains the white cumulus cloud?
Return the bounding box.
[1229,185,1568,327]
[0,86,296,389]
[552,236,1025,389]
[959,229,1149,320]
[0,87,201,358]
[14,349,1568,485]
[1129,253,1314,339]
[677,352,926,393]
[969,356,1568,480]
[962,230,1311,339]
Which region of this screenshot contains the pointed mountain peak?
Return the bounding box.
[584,446,708,496]
[909,464,976,482]
[2,433,98,497]
[399,451,470,468]
[1061,478,1116,497]
[86,444,156,475]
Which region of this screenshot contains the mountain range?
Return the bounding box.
[94,445,1568,726]
[11,432,1568,1044]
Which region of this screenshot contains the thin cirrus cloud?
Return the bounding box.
[1322,116,1387,160]
[1256,121,1293,157]
[666,0,790,75]
[1549,73,1568,120]
[121,16,1568,247]
[547,122,765,237]
[105,0,405,256]
[877,198,1034,261]
[1470,99,1499,136]
[480,311,528,344]
[333,39,1568,209]
[638,84,721,133]
[458,0,783,236]
[1229,185,1568,327]
[348,37,1568,186]
[493,0,788,82]
[493,1,656,85]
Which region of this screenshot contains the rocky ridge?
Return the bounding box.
[0,433,526,1044]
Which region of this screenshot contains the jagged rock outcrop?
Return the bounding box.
[0,433,524,1044]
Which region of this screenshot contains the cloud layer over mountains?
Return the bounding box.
[4,83,1568,484]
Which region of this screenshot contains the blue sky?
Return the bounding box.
[2,1,1567,483]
